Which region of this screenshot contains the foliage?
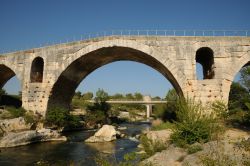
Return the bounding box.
[46,106,80,128]
[229,82,250,111]
[139,134,167,158]
[82,92,93,100]
[151,121,175,131]
[187,143,203,154]
[171,99,222,147]
[86,89,111,124]
[6,106,26,118]
[95,152,142,166]
[0,89,6,97]
[240,66,250,91]
[24,111,38,124]
[153,89,178,122]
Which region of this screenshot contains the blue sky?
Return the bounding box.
[1,0,250,97]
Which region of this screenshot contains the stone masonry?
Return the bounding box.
[0,36,249,116]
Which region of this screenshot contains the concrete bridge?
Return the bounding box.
[0,33,250,117]
[89,95,167,118]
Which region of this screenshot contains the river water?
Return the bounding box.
[0,122,150,166]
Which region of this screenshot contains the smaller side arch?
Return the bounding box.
[30,57,44,83]
[195,47,215,79]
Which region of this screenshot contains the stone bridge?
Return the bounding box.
[0,35,250,116]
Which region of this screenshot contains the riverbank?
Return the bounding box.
[0,122,149,166]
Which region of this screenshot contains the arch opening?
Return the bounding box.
[30,57,44,83]
[228,61,250,127]
[195,47,215,80]
[0,64,22,108]
[47,46,184,112]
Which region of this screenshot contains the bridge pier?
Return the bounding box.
[146,104,152,119]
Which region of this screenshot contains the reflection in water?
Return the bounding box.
[0,122,149,166]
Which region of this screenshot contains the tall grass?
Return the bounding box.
[171,99,223,147]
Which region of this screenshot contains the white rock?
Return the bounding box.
[0,117,31,133]
[0,129,66,148]
[85,125,117,143]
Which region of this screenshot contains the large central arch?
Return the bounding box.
[47,44,185,112]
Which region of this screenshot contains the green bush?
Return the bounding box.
[151,121,175,131]
[46,107,80,128]
[171,99,222,147]
[23,111,37,124]
[6,106,26,118]
[187,144,203,154]
[140,134,167,158]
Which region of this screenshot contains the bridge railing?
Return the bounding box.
[1,30,250,54]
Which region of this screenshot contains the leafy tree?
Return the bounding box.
[134,92,143,100]
[75,91,82,99]
[229,82,250,110]
[240,66,250,91]
[111,93,124,99]
[0,89,6,96]
[82,92,93,100]
[125,93,134,100]
[86,89,111,124]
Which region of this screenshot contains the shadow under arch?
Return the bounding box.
[47,46,184,111]
[0,64,16,89]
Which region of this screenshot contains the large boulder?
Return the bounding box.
[0,129,67,148]
[85,125,118,143]
[0,117,31,133]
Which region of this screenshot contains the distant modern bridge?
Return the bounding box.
[0,30,249,117]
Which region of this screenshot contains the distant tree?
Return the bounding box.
[110,93,124,100]
[125,93,134,100]
[75,91,82,99]
[240,66,250,91]
[152,96,161,100]
[0,89,6,96]
[165,89,178,101]
[95,89,109,103]
[134,92,143,100]
[229,82,250,110]
[82,92,93,100]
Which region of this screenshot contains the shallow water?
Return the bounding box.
[0,122,150,166]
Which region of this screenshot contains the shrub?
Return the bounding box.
[171,99,222,147]
[151,121,175,131]
[24,111,38,124]
[140,134,167,158]
[187,144,203,154]
[6,106,26,118]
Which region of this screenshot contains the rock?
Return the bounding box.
[0,129,66,148]
[151,119,163,127]
[0,117,31,133]
[85,125,117,143]
[145,129,173,143]
[117,126,127,130]
[142,145,187,166]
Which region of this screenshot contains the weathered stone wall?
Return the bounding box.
[0,36,249,116]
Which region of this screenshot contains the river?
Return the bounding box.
[0,122,150,166]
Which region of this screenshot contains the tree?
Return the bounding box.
[0,89,6,96]
[240,66,250,91]
[95,88,109,103]
[86,89,111,124]
[82,92,93,100]
[75,91,82,99]
[125,93,134,100]
[110,93,124,100]
[229,82,250,110]
[134,92,143,100]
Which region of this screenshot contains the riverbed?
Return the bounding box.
[0,122,150,166]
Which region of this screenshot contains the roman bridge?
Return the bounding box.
[0,33,250,116]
